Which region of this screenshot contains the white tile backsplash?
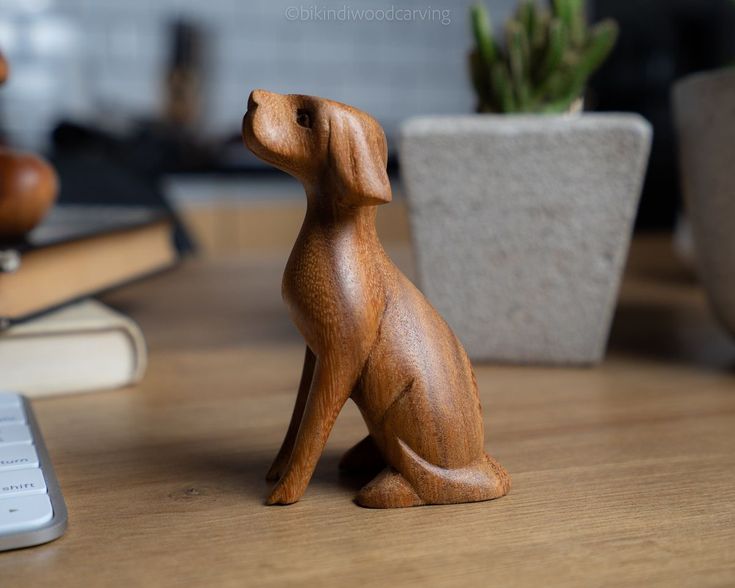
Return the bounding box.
[0,0,515,149]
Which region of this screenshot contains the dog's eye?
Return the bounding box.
[296,109,312,129]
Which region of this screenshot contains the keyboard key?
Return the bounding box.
[0,469,46,498]
[0,494,53,534]
[0,406,25,425]
[0,393,21,408]
[0,425,32,446]
[0,446,39,471]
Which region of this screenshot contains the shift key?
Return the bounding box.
[0,469,46,498]
[0,424,32,446]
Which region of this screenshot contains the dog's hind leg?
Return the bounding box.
[395,440,511,505]
[355,467,425,508]
[355,436,510,508]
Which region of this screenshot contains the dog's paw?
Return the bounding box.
[266,481,301,506]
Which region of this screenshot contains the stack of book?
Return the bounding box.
[0,206,178,397]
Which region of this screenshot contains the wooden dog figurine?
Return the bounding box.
[242,90,510,508]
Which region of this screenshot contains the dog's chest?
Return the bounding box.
[282,238,329,308]
[282,230,379,345]
[283,233,348,326]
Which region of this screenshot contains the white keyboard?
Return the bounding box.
[0,392,68,551]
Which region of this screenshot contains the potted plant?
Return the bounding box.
[672,3,735,339]
[399,0,652,364]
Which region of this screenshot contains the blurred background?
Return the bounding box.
[0,0,733,250]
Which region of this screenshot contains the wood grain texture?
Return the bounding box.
[242,89,509,507]
[0,224,733,585]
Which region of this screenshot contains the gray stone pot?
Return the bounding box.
[674,68,735,339]
[399,114,652,364]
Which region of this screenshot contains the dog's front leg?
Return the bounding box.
[266,346,316,481]
[266,354,356,505]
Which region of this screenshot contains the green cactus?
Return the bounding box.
[469,0,619,113]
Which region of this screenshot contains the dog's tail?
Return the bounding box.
[396,438,510,505]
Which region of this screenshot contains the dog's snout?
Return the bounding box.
[248,89,273,111]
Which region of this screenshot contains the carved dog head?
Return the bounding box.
[242,89,391,206]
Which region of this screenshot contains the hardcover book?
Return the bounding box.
[0,205,177,327]
[0,299,147,397]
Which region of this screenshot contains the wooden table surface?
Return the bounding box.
[1,227,734,587]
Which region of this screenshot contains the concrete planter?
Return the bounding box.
[399,114,652,364]
[674,68,735,339]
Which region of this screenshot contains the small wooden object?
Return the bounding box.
[242,90,510,508]
[0,51,58,241]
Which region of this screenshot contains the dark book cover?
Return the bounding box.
[2,205,171,254]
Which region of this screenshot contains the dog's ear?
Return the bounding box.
[327,111,391,206]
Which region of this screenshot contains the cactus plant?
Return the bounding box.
[469,0,619,113]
